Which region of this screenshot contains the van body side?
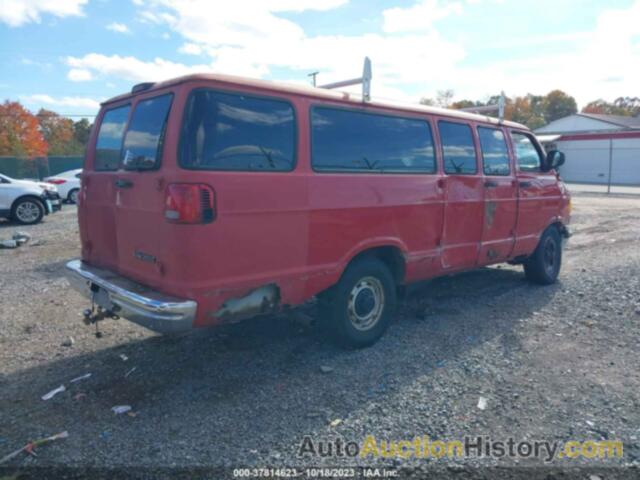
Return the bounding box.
[67,74,571,340]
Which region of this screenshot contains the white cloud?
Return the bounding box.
[449,0,640,106]
[178,43,203,55]
[65,53,211,82]
[21,94,101,110]
[54,0,640,111]
[0,0,87,27]
[122,0,465,97]
[67,68,93,81]
[106,22,130,34]
[382,0,463,33]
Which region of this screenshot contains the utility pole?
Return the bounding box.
[308,71,319,87]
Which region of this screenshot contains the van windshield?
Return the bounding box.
[122,94,173,170]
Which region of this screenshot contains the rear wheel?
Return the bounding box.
[68,188,79,204]
[320,257,397,348]
[524,227,562,285]
[12,198,44,225]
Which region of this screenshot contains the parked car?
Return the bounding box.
[44,169,82,203]
[0,173,62,225]
[66,74,571,348]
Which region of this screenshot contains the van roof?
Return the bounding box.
[102,72,527,130]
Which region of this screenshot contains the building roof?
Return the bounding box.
[102,72,526,130]
[577,113,640,130]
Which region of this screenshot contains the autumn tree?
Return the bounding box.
[37,109,79,155]
[0,101,48,157]
[450,99,483,109]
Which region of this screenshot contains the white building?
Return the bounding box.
[535,113,640,186]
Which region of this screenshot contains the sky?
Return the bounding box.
[1,0,639,118]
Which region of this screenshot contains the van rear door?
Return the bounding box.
[80,93,174,289]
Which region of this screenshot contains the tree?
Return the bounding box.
[73,118,92,146]
[583,97,640,117]
[37,109,79,155]
[543,90,577,122]
[503,94,546,129]
[0,101,48,157]
[613,97,640,116]
[420,89,455,108]
[450,99,483,110]
[436,89,454,108]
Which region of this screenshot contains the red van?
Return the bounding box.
[66,73,571,347]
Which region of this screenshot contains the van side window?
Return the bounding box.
[122,94,173,170]
[311,107,436,173]
[438,121,477,175]
[478,127,510,176]
[180,90,295,171]
[511,131,543,172]
[95,105,130,171]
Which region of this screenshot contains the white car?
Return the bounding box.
[0,173,62,225]
[44,169,82,203]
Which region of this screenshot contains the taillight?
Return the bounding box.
[164,183,216,224]
[47,179,66,185]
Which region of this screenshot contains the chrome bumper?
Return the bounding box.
[65,259,197,334]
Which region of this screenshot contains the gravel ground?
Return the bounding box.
[1,195,639,479]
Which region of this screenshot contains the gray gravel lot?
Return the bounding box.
[1,195,639,479]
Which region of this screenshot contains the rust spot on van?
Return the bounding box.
[485,201,497,227]
[212,284,280,323]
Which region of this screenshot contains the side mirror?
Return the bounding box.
[543,150,565,172]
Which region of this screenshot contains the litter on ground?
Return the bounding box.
[112,405,132,415]
[41,385,66,401]
[0,431,68,464]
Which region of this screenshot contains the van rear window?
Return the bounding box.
[311,107,436,173]
[95,105,130,171]
[122,94,173,170]
[179,90,295,171]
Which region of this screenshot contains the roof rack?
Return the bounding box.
[459,91,506,121]
[319,57,372,102]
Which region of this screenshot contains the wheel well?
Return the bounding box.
[349,246,406,284]
[550,221,570,238]
[11,195,44,213]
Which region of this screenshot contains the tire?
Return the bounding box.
[319,257,397,348]
[68,188,79,204]
[11,197,45,225]
[524,227,562,285]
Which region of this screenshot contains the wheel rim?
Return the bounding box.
[16,201,40,223]
[543,237,557,276]
[347,276,385,331]
[70,190,78,203]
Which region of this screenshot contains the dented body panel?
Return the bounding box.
[70,73,571,334]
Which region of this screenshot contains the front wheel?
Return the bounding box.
[12,198,45,225]
[319,257,397,348]
[524,227,562,285]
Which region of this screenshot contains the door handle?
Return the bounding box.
[519,181,532,188]
[115,179,133,189]
[437,178,445,189]
[484,180,498,188]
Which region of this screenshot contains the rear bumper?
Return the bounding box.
[65,259,197,334]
